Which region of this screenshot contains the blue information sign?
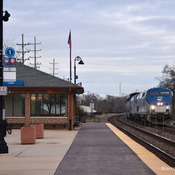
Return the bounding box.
[5,47,15,58]
[3,80,24,86]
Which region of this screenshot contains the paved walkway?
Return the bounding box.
[0,129,78,175]
[54,123,155,175]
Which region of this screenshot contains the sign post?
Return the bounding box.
[0,0,8,154]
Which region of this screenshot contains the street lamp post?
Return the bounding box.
[74,56,84,127]
[74,56,84,85]
[0,0,10,154]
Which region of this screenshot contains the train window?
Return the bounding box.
[160,91,170,95]
[136,94,140,99]
[149,91,159,95]
[131,96,134,101]
[138,93,144,98]
[142,93,145,97]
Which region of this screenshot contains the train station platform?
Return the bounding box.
[1,123,174,175]
[54,123,155,175]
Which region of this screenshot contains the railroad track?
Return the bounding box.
[127,117,175,135]
[153,125,175,135]
[108,115,175,167]
[129,118,175,135]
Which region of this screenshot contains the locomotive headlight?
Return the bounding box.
[151,105,155,110]
[166,106,170,112]
[157,102,163,106]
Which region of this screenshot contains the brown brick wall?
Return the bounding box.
[24,92,31,127]
[6,117,25,123]
[67,93,76,129]
[30,117,68,124]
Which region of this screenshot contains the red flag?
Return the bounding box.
[68,31,71,49]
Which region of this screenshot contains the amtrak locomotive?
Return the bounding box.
[125,88,173,124]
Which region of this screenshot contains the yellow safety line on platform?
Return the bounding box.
[136,153,154,156]
[106,123,175,175]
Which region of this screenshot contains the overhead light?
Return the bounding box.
[3,11,10,22]
[78,60,84,65]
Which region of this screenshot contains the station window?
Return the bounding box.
[5,94,25,117]
[31,94,68,117]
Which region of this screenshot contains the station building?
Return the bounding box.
[5,62,84,130]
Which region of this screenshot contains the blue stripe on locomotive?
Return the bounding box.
[146,88,172,105]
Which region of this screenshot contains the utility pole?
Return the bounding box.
[119,82,121,97]
[49,58,58,76]
[30,37,41,69]
[16,34,31,64]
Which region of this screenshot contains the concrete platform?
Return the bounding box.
[0,129,78,175]
[1,123,174,175]
[54,123,156,175]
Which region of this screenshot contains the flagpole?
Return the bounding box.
[68,30,72,82]
[70,38,72,83]
[67,30,72,130]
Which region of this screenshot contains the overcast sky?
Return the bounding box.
[3,0,175,97]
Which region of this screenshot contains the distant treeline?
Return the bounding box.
[78,93,126,113]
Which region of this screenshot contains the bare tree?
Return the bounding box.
[157,64,175,91]
[79,93,126,113]
[157,64,175,115]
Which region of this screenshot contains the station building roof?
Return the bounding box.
[6,62,84,94]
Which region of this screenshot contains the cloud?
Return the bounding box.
[3,0,175,96]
